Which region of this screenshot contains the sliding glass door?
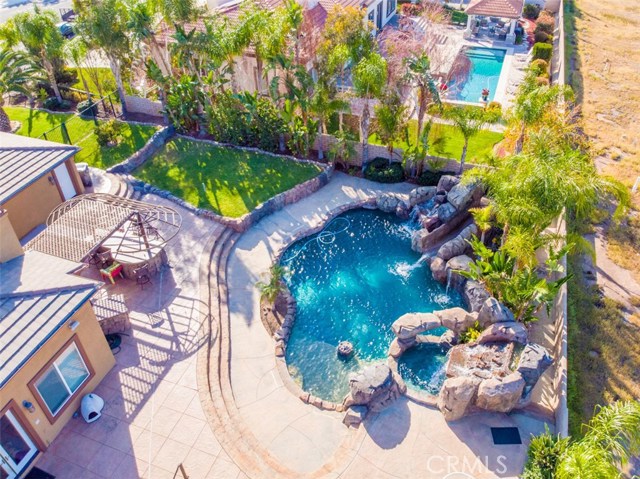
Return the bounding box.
[0,410,38,479]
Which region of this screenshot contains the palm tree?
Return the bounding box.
[374,92,407,164]
[510,71,574,153]
[524,401,640,479]
[7,8,65,102]
[469,205,493,244]
[405,53,441,143]
[75,0,131,116]
[310,84,349,160]
[443,106,494,174]
[0,48,43,131]
[352,52,387,165]
[126,0,172,75]
[64,38,93,101]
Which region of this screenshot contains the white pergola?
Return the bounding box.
[463,0,525,44]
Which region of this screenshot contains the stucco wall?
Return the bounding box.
[0,301,115,450]
[1,158,83,239]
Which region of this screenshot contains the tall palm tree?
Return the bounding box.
[6,8,65,102]
[444,106,494,174]
[310,84,349,160]
[126,0,172,75]
[75,0,131,116]
[510,71,574,153]
[352,52,387,165]
[405,53,441,143]
[374,91,407,164]
[0,48,43,131]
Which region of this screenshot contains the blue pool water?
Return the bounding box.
[281,209,465,402]
[450,47,506,103]
[398,343,449,395]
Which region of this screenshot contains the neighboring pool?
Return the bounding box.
[281,209,465,402]
[449,47,506,103]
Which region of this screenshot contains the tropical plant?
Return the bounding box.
[256,264,288,303]
[328,129,357,169]
[443,106,497,173]
[405,53,441,143]
[95,119,125,146]
[469,205,494,244]
[0,48,43,131]
[374,91,408,164]
[163,74,203,133]
[523,401,640,479]
[126,0,172,75]
[459,321,483,344]
[75,0,131,116]
[458,237,571,324]
[310,84,349,160]
[64,37,94,99]
[4,8,65,102]
[352,52,387,165]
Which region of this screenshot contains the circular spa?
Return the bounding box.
[281,208,466,403]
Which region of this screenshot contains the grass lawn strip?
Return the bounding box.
[7,106,158,170]
[134,137,323,218]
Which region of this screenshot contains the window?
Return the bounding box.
[386,0,396,17]
[34,343,90,416]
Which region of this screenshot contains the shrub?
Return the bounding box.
[94,119,124,146]
[55,67,79,87]
[42,97,71,111]
[536,76,550,86]
[61,89,85,103]
[523,3,541,20]
[449,9,468,24]
[533,42,553,61]
[485,101,502,117]
[459,321,483,344]
[77,100,99,117]
[534,30,551,44]
[364,157,405,183]
[401,3,423,15]
[535,11,555,34]
[529,58,549,75]
[416,169,456,186]
[256,264,287,303]
[521,427,569,479]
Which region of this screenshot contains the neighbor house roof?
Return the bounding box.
[0,132,79,205]
[0,250,100,387]
[465,0,524,18]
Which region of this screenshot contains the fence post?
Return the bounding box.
[61,122,72,144]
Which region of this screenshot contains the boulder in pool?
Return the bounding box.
[437,175,460,193]
[447,181,482,211]
[409,186,437,207]
[430,256,447,283]
[343,363,403,413]
[477,297,515,327]
[463,280,491,312]
[392,313,441,340]
[376,194,403,213]
[434,308,477,335]
[477,321,527,345]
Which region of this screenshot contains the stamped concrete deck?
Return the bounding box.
[225,173,551,478]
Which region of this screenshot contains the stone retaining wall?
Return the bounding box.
[107,125,175,175]
[124,94,164,118]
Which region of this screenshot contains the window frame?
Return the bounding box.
[28,337,95,424]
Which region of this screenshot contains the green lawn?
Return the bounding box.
[134,138,323,218]
[7,107,158,170]
[70,67,117,96]
[369,120,504,164]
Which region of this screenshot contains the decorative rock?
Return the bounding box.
[421,216,441,232]
[477,297,515,328]
[434,308,478,335]
[517,344,553,390]
[437,376,480,421]
[388,338,415,358]
[392,313,441,340]
[434,191,448,204]
[337,341,354,358]
[476,372,525,413]
[437,203,458,223]
[447,182,481,211]
[436,224,478,261]
[376,194,402,213]
[343,405,368,427]
[437,175,460,193]
[343,363,402,412]
[438,330,458,350]
[463,281,491,312]
[408,186,437,207]
[477,321,528,345]
[395,201,411,219]
[445,255,473,290]
[430,256,447,283]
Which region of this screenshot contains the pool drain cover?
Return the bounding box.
[490,427,522,445]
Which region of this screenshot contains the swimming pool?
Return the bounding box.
[449,47,506,103]
[281,209,464,402]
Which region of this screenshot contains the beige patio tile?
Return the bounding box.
[47,430,102,468]
[168,414,206,447]
[193,424,222,457]
[110,454,148,479]
[162,384,197,412]
[151,438,191,472]
[146,405,182,437]
[206,454,240,479]
[86,444,126,478]
[132,429,167,466]
[184,394,206,420]
[181,448,217,479]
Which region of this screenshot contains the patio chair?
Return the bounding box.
[133,263,152,290]
[89,250,113,270]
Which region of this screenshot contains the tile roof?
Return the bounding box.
[465,0,524,18]
[0,250,100,387]
[0,132,78,205]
